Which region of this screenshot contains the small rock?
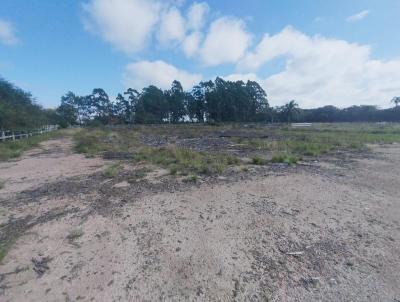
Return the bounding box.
[113,181,130,188]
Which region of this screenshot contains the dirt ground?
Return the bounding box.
[0,137,399,301]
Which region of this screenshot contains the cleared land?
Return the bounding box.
[0,124,400,301]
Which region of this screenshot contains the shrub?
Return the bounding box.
[251,156,267,165]
[271,153,299,165]
[103,163,121,178]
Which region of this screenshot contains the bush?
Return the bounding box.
[103,163,121,178]
[251,156,267,165]
[271,153,299,165]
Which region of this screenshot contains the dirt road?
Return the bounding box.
[0,137,399,301]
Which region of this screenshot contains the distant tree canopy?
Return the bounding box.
[296,105,400,123]
[57,77,271,125]
[0,77,58,129]
[1,75,399,129]
[57,78,400,126]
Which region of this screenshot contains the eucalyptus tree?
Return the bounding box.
[165,80,186,123]
[89,88,113,123]
[135,85,168,123]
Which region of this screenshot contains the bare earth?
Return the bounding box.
[0,137,399,301]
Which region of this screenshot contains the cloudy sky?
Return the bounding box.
[0,0,399,108]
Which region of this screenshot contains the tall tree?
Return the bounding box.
[280,100,299,123]
[165,80,186,123]
[187,85,205,122]
[391,97,400,107]
[89,88,113,123]
[135,85,168,123]
[124,88,140,123]
[57,92,78,126]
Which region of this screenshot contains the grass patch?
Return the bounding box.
[73,123,400,174]
[183,174,198,183]
[132,146,241,175]
[74,128,242,176]
[103,163,122,178]
[271,153,299,165]
[240,123,400,159]
[0,130,64,161]
[251,156,267,165]
[127,168,148,183]
[0,245,9,263]
[66,229,84,242]
[73,127,141,157]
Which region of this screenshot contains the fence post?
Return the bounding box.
[0,125,59,143]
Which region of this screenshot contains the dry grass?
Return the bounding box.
[73,123,400,174]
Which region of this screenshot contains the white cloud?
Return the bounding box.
[82,2,398,108]
[81,1,251,66]
[223,73,260,82]
[157,7,186,45]
[236,26,400,108]
[347,10,370,22]
[82,0,161,53]
[187,2,209,30]
[182,31,202,57]
[0,19,19,46]
[124,60,202,90]
[200,17,252,66]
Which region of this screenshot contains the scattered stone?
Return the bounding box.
[286,251,304,257]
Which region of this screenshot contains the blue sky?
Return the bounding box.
[0,0,399,108]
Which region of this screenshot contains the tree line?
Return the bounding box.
[1,75,399,129]
[0,77,59,129]
[56,78,270,126]
[56,78,400,126]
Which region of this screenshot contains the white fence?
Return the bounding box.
[0,125,59,142]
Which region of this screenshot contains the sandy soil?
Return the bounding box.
[0,138,399,301]
[0,138,104,194]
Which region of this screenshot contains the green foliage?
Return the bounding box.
[0,131,63,161]
[59,78,270,125]
[198,78,269,122]
[0,77,60,129]
[57,92,79,126]
[279,100,299,123]
[251,156,267,165]
[103,163,121,178]
[0,244,9,263]
[183,174,198,182]
[73,127,140,156]
[166,80,186,123]
[135,85,169,123]
[74,124,400,178]
[271,153,299,165]
[74,127,240,176]
[132,146,240,175]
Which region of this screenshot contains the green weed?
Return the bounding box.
[103,163,121,178]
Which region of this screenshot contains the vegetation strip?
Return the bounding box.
[73,124,400,177]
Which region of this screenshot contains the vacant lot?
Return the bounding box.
[0,124,399,301]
